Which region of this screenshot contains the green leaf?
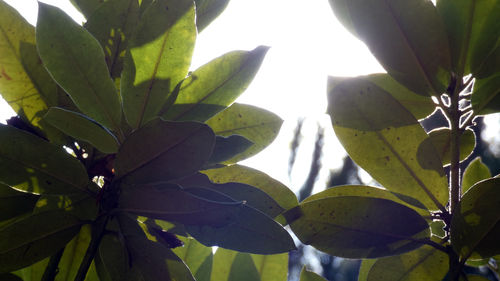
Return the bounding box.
[210,248,288,281]
[114,118,215,183]
[173,237,213,281]
[206,103,283,163]
[437,0,500,76]
[328,78,448,210]
[303,185,429,218]
[0,184,38,222]
[0,210,81,273]
[33,192,98,221]
[472,41,500,79]
[121,0,196,129]
[36,3,122,133]
[118,215,196,281]
[163,46,269,122]
[205,135,253,167]
[174,173,284,218]
[70,0,108,18]
[299,267,327,281]
[44,107,120,153]
[467,275,493,281]
[462,157,491,194]
[364,245,448,281]
[428,128,475,166]
[187,204,296,254]
[194,0,230,32]
[0,125,89,195]
[95,232,130,281]
[118,184,243,226]
[471,74,500,116]
[285,196,430,258]
[0,2,52,127]
[328,0,451,96]
[0,273,23,281]
[451,178,500,259]
[84,0,141,79]
[358,260,377,281]
[202,164,299,211]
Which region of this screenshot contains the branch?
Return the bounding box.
[74,217,109,281]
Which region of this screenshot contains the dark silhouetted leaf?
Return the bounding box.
[328,78,448,210]
[451,178,500,259]
[329,0,451,96]
[299,267,327,281]
[364,245,448,281]
[205,135,253,167]
[95,232,130,281]
[428,128,475,166]
[36,3,122,133]
[285,196,430,258]
[206,103,283,163]
[202,164,298,211]
[0,211,81,273]
[0,125,89,195]
[0,184,38,221]
[114,118,215,183]
[163,46,269,122]
[0,273,23,281]
[121,0,196,128]
[44,107,120,153]
[194,0,230,32]
[175,173,284,218]
[462,157,491,195]
[33,192,98,221]
[471,74,500,115]
[69,0,108,18]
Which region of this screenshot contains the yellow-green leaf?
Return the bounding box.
[299,267,327,281]
[462,157,491,194]
[194,0,230,32]
[471,74,500,116]
[428,128,475,166]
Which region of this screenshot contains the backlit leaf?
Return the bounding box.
[202,164,298,211]
[44,107,120,153]
[36,3,122,133]
[85,0,141,78]
[121,0,196,128]
[163,46,269,122]
[471,74,500,115]
[329,0,451,96]
[69,0,108,18]
[187,204,295,254]
[428,128,475,166]
[194,0,230,32]
[0,210,81,273]
[437,0,500,76]
[95,232,130,281]
[0,183,38,221]
[285,196,430,258]
[0,125,89,195]
[365,245,448,281]
[299,267,327,281]
[173,237,213,281]
[174,173,284,218]
[205,135,253,167]
[451,178,500,259]
[358,260,377,281]
[328,78,448,210]
[114,118,215,183]
[33,192,98,221]
[462,157,491,194]
[206,103,283,163]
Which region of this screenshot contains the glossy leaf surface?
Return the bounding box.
[285,196,430,258]
[187,204,295,254]
[36,3,122,132]
[299,267,327,281]
[329,0,450,96]
[451,178,500,259]
[0,125,89,194]
[175,173,283,218]
[164,46,269,122]
[211,248,288,281]
[437,0,500,76]
[121,0,196,128]
[462,157,491,194]
[194,0,230,32]
[0,184,38,221]
[363,245,448,281]
[0,211,81,273]
[206,103,283,163]
[44,107,120,153]
[85,0,141,78]
[471,74,500,115]
[328,78,448,210]
[114,118,215,183]
[203,164,298,211]
[428,128,475,166]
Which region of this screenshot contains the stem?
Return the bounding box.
[74,217,109,281]
[41,247,65,281]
